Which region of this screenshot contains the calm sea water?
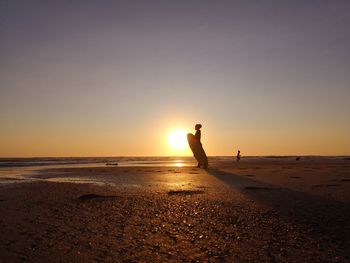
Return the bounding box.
[0,157,198,168]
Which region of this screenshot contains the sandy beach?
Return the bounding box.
[0,157,350,262]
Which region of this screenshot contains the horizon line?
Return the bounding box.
[0,155,349,159]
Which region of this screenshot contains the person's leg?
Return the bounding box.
[203,159,208,169]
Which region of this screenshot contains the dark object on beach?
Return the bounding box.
[106,162,118,166]
[76,194,119,201]
[236,150,241,162]
[296,157,301,161]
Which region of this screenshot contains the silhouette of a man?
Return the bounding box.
[194,124,202,144]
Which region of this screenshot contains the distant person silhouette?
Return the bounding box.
[195,124,202,167]
[236,150,241,162]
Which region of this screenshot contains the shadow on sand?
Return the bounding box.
[206,168,350,253]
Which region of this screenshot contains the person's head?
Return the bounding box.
[195,124,202,130]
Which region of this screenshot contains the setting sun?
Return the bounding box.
[168,129,187,150]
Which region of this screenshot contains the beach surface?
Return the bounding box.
[0,157,349,262]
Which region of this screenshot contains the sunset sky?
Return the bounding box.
[1,1,350,157]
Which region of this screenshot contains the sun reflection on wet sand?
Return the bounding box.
[173,160,185,167]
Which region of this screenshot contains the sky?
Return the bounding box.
[1,0,350,157]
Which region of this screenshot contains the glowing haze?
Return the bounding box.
[1,1,350,157]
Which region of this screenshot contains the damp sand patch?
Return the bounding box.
[312,184,340,188]
[244,186,274,191]
[76,194,121,202]
[167,190,204,196]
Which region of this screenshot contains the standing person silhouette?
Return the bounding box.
[187,123,208,169]
[194,124,202,144]
[236,150,241,162]
[194,124,202,167]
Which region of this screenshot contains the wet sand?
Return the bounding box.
[0,158,350,262]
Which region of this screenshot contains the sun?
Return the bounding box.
[168,129,187,150]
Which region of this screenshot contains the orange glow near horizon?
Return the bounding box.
[1,121,350,157]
